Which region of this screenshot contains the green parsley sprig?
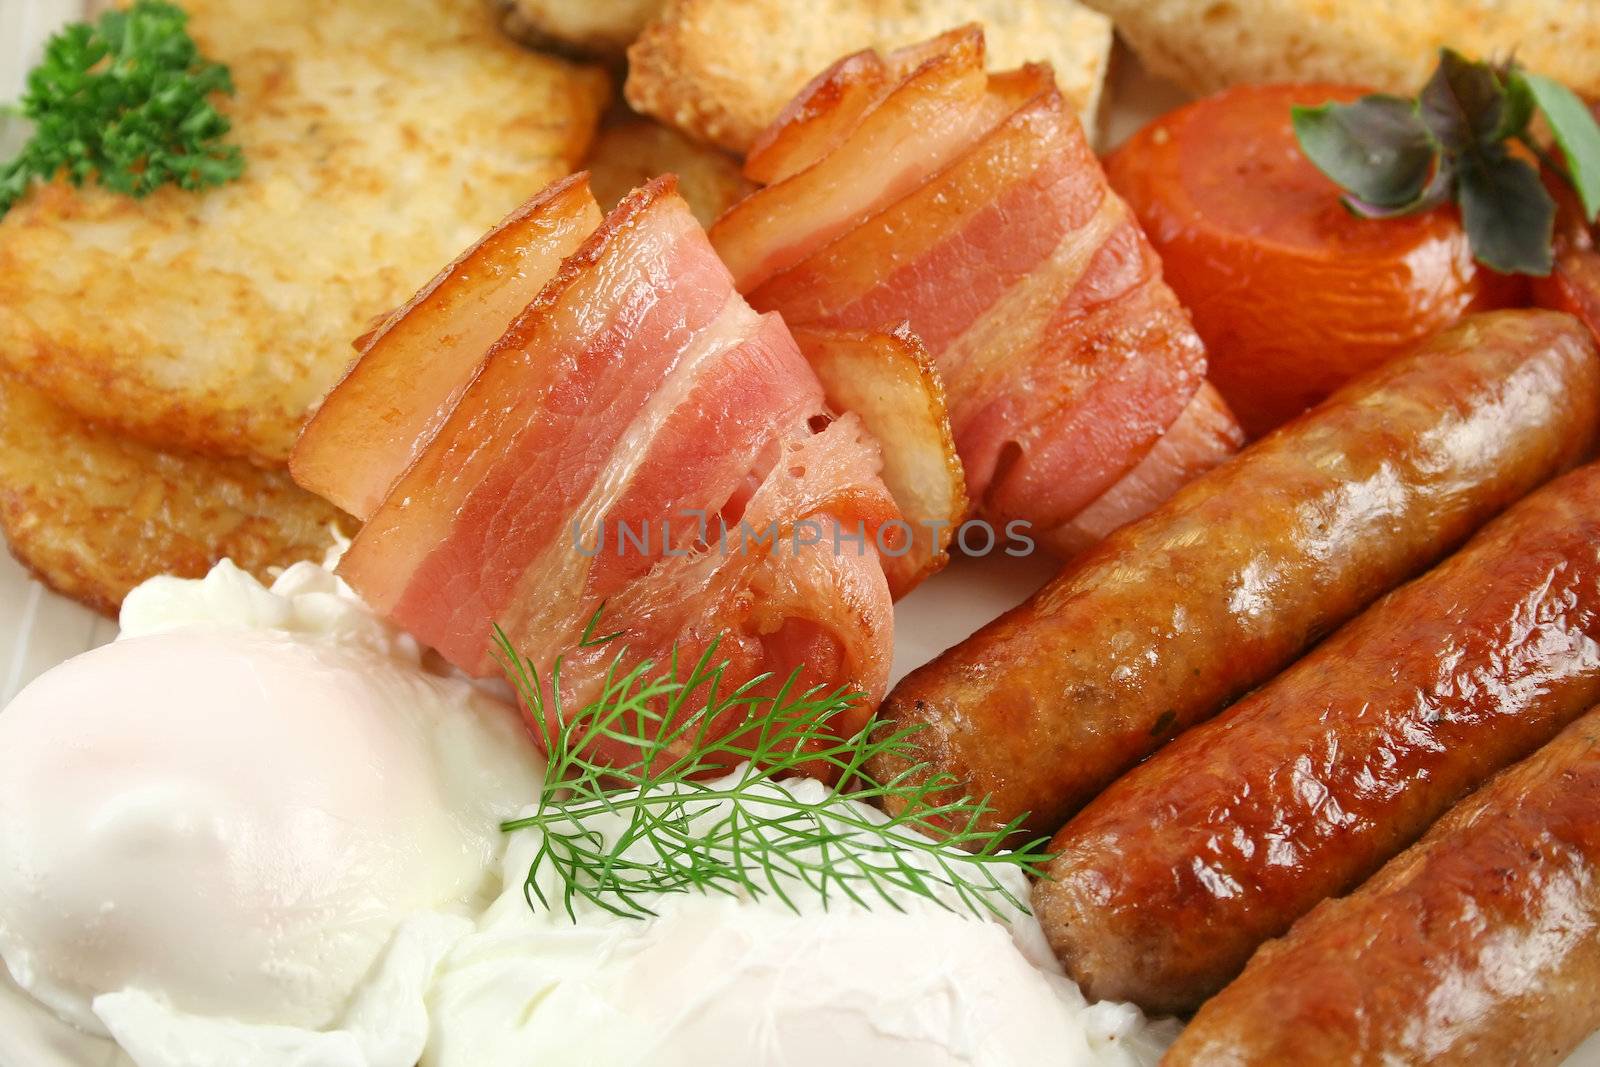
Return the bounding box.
[1292,49,1600,275]
[1,0,243,216]
[493,620,1053,922]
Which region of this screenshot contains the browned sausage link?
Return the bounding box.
[869,310,1600,840]
[1036,460,1600,1014]
[1165,705,1600,1067]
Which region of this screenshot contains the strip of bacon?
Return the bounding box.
[291,174,602,519]
[726,51,1222,543]
[963,207,1208,528]
[791,324,966,596]
[711,27,1052,292]
[342,179,758,667]
[744,32,973,186]
[334,179,898,753]
[566,413,899,768]
[1042,381,1243,556]
[747,89,1092,344]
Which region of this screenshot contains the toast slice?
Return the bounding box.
[1082,0,1600,99]
[625,0,1113,153]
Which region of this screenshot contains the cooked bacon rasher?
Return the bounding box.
[292,174,601,521]
[295,176,901,764]
[712,27,1244,554]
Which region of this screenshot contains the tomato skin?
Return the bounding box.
[1534,249,1600,349]
[1106,84,1526,438]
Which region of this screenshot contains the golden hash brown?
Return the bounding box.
[0,375,354,616]
[0,0,609,466]
[586,117,753,227]
[624,0,1113,153]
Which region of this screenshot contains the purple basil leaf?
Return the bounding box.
[1292,96,1437,208]
[1420,48,1507,151]
[1457,148,1555,275]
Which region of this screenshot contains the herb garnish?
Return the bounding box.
[1293,49,1600,275]
[1,0,243,217]
[495,622,1052,922]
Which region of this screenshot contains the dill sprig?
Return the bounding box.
[493,620,1053,923]
[1,0,244,216]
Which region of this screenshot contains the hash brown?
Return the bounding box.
[0,375,354,617]
[0,0,609,466]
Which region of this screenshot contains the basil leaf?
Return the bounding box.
[1457,149,1555,275]
[1517,70,1600,223]
[1293,96,1437,208]
[1421,48,1506,151]
[1343,161,1455,218]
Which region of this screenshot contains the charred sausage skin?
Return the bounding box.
[870,311,1600,840]
[1166,705,1600,1067]
[1035,459,1600,1013]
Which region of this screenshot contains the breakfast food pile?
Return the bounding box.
[3,0,1600,1065]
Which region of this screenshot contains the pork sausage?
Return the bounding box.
[870,310,1600,840]
[1036,459,1600,1013]
[1165,704,1600,1066]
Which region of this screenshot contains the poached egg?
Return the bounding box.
[0,561,540,1058]
[425,776,1176,1067]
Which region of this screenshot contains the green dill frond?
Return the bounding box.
[492,620,1054,924]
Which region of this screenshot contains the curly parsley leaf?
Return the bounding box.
[0,0,243,217]
[1293,48,1600,276]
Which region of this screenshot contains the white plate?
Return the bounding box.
[3,3,1599,1064]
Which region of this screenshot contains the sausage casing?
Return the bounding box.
[1036,460,1600,1013]
[1165,705,1600,1067]
[870,310,1600,839]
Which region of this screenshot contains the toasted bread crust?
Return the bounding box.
[1082,0,1600,99]
[625,0,1112,153]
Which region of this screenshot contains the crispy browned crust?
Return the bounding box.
[624,0,1111,153]
[0,375,354,616]
[0,0,609,466]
